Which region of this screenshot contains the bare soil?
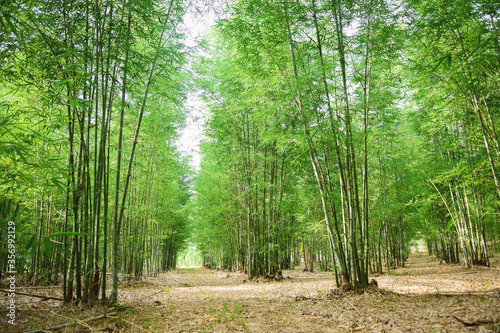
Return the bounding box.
[2,251,500,332]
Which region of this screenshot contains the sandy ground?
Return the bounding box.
[1,251,499,332]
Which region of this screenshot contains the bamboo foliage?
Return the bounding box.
[0,0,189,305]
[1,0,499,305]
[193,0,498,286]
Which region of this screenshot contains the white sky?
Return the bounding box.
[177,91,205,170]
[175,5,217,170]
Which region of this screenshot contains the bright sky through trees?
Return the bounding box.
[176,5,217,170]
[177,91,204,170]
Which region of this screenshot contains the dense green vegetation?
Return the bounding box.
[0,0,499,305]
[191,0,500,287]
[0,0,190,304]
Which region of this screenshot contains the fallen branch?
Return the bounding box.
[453,315,497,326]
[135,290,163,303]
[166,274,189,287]
[344,299,362,316]
[0,289,63,301]
[294,276,322,279]
[295,295,311,301]
[50,310,94,331]
[434,291,499,296]
[24,312,116,333]
[302,311,332,318]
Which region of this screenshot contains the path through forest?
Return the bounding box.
[5,252,500,332]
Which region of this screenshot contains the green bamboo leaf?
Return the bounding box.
[50,178,65,191]
[432,53,452,71]
[43,236,52,258]
[24,234,37,252]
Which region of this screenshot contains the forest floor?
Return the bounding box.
[2,251,500,333]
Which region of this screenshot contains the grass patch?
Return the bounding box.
[206,301,248,331]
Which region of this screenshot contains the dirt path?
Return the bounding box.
[2,252,500,332]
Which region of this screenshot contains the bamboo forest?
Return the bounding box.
[1,0,499,332]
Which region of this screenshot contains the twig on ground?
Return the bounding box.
[166,274,187,286]
[135,290,163,303]
[453,315,498,326]
[435,291,499,296]
[50,310,95,331]
[344,299,362,316]
[302,311,333,318]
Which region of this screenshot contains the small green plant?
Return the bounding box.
[223,302,230,312]
[205,302,248,330]
[237,317,250,333]
[217,302,231,322]
[198,322,216,333]
[113,316,127,329]
[142,317,155,331]
[233,304,243,314]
